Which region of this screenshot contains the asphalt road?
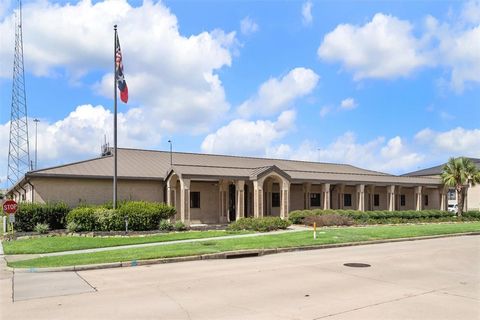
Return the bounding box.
[1,235,479,320]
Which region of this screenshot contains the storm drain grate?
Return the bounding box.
[225,252,260,259]
[343,263,371,268]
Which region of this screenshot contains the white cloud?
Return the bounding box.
[0,104,164,187]
[461,0,480,24]
[318,13,429,80]
[302,1,313,26]
[319,106,331,118]
[237,67,319,117]
[0,0,236,133]
[240,16,258,35]
[415,127,480,157]
[201,110,296,156]
[430,20,480,92]
[0,0,11,19]
[340,98,358,110]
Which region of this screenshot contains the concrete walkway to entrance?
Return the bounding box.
[4,225,310,262]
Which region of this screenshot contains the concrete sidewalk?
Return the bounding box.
[4,225,310,262]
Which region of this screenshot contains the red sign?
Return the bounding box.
[3,200,18,214]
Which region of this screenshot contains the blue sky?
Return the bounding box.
[0,0,479,188]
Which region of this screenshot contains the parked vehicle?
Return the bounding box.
[447,204,458,214]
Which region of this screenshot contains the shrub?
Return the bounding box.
[304,214,354,227]
[65,201,177,231]
[227,217,291,232]
[117,201,176,231]
[173,221,187,231]
[463,211,480,220]
[159,219,174,231]
[15,202,70,231]
[66,207,97,232]
[34,223,50,234]
[67,221,79,233]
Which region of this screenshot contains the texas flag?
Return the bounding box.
[115,33,128,103]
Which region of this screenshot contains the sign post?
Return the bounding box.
[3,200,17,240]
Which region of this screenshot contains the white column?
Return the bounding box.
[180,178,191,223]
[387,185,396,211]
[439,187,447,211]
[236,180,245,220]
[322,183,331,210]
[356,184,365,211]
[303,182,311,210]
[253,180,264,218]
[280,181,290,219]
[338,184,345,209]
[415,186,423,211]
[218,180,228,223]
[368,185,375,211]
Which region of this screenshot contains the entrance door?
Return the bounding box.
[229,184,236,222]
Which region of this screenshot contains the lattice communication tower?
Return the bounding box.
[7,0,30,188]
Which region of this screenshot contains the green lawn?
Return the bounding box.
[9,222,480,268]
[2,230,249,254]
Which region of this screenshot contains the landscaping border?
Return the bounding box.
[10,231,480,273]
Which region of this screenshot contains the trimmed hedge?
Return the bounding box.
[288,209,480,225]
[14,202,70,231]
[66,201,176,232]
[227,217,291,232]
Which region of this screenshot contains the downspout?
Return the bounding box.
[26,179,34,203]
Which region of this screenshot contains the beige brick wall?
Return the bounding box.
[31,177,164,207]
[289,184,304,211]
[190,181,220,224]
[467,185,480,211]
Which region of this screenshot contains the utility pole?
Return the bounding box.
[7,0,30,187]
[33,118,39,169]
[168,140,173,165]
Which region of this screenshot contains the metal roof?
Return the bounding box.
[26,148,441,186]
[403,158,480,177]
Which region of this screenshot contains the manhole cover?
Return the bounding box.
[343,263,371,268]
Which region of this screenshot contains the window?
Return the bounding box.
[374,194,380,207]
[344,194,352,207]
[424,195,429,206]
[272,193,280,207]
[21,194,26,201]
[310,193,321,207]
[400,194,406,206]
[447,189,456,200]
[190,192,200,208]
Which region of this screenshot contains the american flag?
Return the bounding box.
[115,33,128,103]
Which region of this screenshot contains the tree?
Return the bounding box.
[441,157,480,217]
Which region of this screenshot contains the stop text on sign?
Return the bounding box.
[3,200,18,214]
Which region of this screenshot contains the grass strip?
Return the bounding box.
[9,222,480,268]
[2,230,249,254]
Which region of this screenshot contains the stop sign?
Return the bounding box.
[3,200,18,214]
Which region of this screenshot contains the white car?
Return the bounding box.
[447,204,458,214]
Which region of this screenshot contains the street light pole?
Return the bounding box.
[33,118,40,170]
[168,140,173,166]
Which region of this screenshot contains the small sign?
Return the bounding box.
[9,213,15,223]
[3,200,18,214]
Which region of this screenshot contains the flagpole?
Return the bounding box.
[113,25,118,210]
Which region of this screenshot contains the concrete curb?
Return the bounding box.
[8,231,480,273]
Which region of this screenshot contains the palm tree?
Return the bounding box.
[441,157,480,217]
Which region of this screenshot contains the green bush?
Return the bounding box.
[65,201,176,231]
[34,223,50,234]
[159,220,174,231]
[463,211,480,219]
[288,209,464,225]
[15,202,70,231]
[227,217,291,232]
[173,221,187,231]
[66,207,97,232]
[67,221,79,233]
[304,214,354,227]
